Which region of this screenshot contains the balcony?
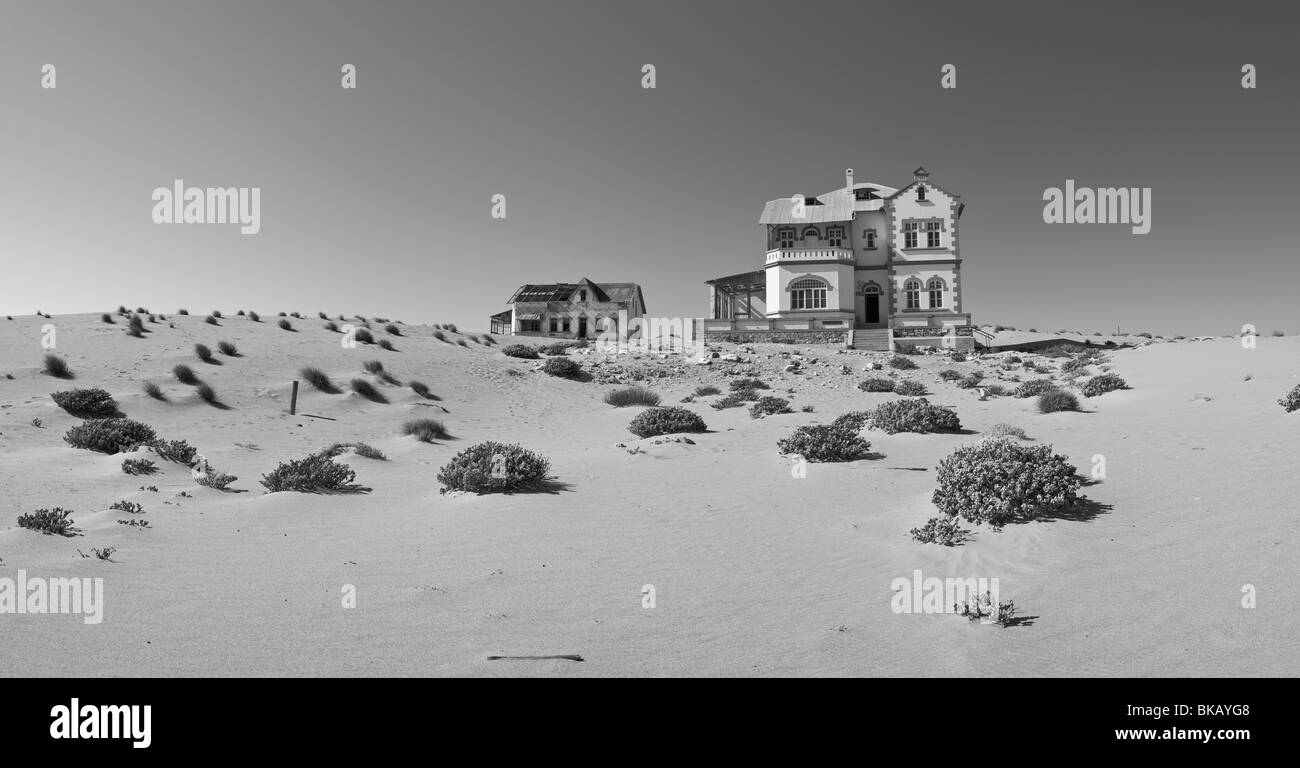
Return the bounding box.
[765,246,854,265]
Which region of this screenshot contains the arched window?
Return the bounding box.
[926,277,946,308]
[861,282,881,295]
[801,226,819,241]
[789,278,828,310]
[917,185,927,202]
[904,279,921,310]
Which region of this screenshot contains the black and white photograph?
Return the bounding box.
[0,0,1292,746]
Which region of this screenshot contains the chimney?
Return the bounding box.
[845,168,854,190]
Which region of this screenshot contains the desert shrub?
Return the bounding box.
[278,318,294,331]
[211,310,223,319]
[955,590,1018,627]
[910,516,969,546]
[126,315,145,337]
[938,369,963,382]
[1013,379,1058,398]
[143,381,166,401]
[204,315,220,326]
[710,394,746,410]
[542,357,583,379]
[195,466,237,489]
[350,378,388,403]
[932,438,1081,527]
[178,308,189,315]
[539,341,576,356]
[988,423,1028,440]
[831,411,870,432]
[776,424,872,463]
[868,398,960,434]
[889,355,918,370]
[749,396,793,418]
[249,311,261,322]
[217,341,238,356]
[299,367,339,393]
[893,379,927,396]
[627,407,707,437]
[457,339,469,347]
[362,360,385,374]
[17,508,75,536]
[950,351,968,363]
[237,310,245,316]
[324,321,339,332]
[604,386,661,407]
[353,443,386,460]
[403,418,450,442]
[1080,372,1128,397]
[433,330,447,342]
[1037,390,1080,413]
[502,344,539,359]
[858,377,895,392]
[1279,385,1300,413]
[437,441,550,494]
[101,312,115,324]
[801,405,814,413]
[955,372,985,389]
[260,451,360,493]
[121,457,158,476]
[64,418,157,454]
[1003,355,1022,364]
[196,383,221,406]
[173,364,200,385]
[43,354,73,379]
[51,388,120,418]
[694,385,721,397]
[195,343,216,363]
[1060,357,1088,373]
[109,500,143,514]
[290,311,301,319]
[480,335,496,346]
[982,384,1008,397]
[730,378,768,391]
[408,380,436,399]
[378,339,396,351]
[354,328,374,344]
[148,438,197,465]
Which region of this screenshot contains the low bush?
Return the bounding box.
[627,407,707,438]
[858,377,895,392]
[261,451,361,493]
[300,367,340,393]
[988,423,1028,440]
[1013,379,1058,398]
[196,383,221,406]
[868,398,960,434]
[362,360,385,374]
[403,418,449,442]
[148,438,197,465]
[278,318,294,331]
[1280,385,1300,413]
[377,339,396,351]
[173,364,200,385]
[195,344,216,363]
[64,418,157,454]
[502,344,539,359]
[249,311,261,322]
[955,373,985,389]
[604,386,661,407]
[121,457,158,476]
[938,369,963,382]
[539,341,576,356]
[932,438,1081,527]
[126,315,145,337]
[143,381,166,401]
[893,380,927,396]
[776,424,872,463]
[437,441,551,494]
[1037,390,1080,413]
[831,411,870,432]
[910,516,969,546]
[324,321,339,332]
[710,394,746,410]
[18,508,75,536]
[889,355,918,370]
[749,396,793,418]
[542,357,583,379]
[408,380,436,399]
[354,328,374,344]
[101,312,115,324]
[433,330,447,342]
[43,354,73,379]
[694,385,721,397]
[51,388,120,418]
[195,466,238,489]
[109,500,143,514]
[353,443,386,460]
[217,341,239,356]
[1080,372,1128,397]
[729,378,768,391]
[350,378,388,403]
[204,315,220,326]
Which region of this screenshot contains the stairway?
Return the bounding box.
[849,327,892,351]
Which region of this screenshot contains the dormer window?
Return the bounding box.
[854,188,878,201]
[777,227,795,248]
[917,185,927,202]
[579,290,587,301]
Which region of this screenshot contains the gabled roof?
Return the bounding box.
[507,279,646,313]
[759,182,898,224]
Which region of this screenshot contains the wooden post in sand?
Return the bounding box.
[290,380,299,415]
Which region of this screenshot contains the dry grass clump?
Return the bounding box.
[173,364,200,385]
[278,318,295,331]
[195,344,218,364]
[300,367,341,393]
[350,378,389,403]
[43,354,74,379]
[604,385,661,407]
[217,341,239,357]
[403,418,450,442]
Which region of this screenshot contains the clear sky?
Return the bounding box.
[1,0,1296,336]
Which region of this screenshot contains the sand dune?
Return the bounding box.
[1,312,1296,676]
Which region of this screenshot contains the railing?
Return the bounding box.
[893,325,975,338]
[765,247,854,264]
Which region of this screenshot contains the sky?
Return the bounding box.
[1,0,1297,336]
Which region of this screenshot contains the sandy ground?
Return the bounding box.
[1,311,1296,677]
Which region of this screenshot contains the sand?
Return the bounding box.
[1,312,1296,676]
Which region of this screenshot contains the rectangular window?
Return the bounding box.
[520,319,541,333]
[863,229,876,249]
[561,317,570,332]
[778,228,795,248]
[929,288,943,307]
[827,226,844,247]
[904,221,919,249]
[549,317,558,333]
[791,288,827,310]
[926,221,942,248]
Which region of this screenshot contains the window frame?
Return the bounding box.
[904,279,921,310]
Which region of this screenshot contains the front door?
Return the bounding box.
[577,317,588,338]
[865,294,881,324]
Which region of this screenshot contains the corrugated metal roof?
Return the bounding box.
[506,280,645,314]
[759,182,897,224]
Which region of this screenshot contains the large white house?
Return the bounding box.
[705,167,976,350]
